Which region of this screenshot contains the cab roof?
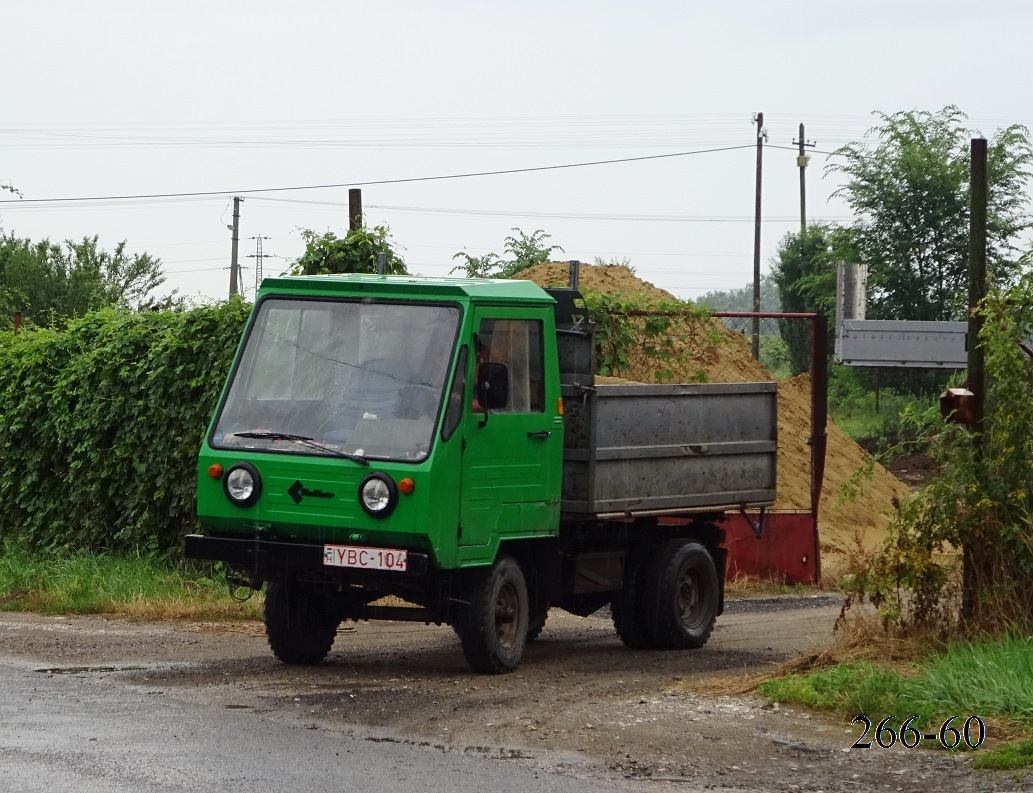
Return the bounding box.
[258,273,556,304]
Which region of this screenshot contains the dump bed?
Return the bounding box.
[560,381,778,517]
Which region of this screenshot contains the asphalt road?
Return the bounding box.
[0,658,642,793]
[2,598,1010,793]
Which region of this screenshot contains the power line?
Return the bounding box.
[246,196,852,223]
[368,204,852,223]
[0,145,755,205]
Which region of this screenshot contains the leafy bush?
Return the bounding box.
[0,300,250,555]
[580,289,719,382]
[827,363,937,440]
[842,272,1033,635]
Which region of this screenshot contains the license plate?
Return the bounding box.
[323,544,408,572]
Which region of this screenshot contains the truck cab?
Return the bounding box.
[188,275,565,671]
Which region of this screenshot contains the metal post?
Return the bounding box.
[376,253,388,275]
[349,188,362,231]
[229,196,242,298]
[752,113,766,360]
[568,260,580,289]
[247,236,270,294]
[809,313,828,585]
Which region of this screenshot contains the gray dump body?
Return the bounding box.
[561,381,778,517]
[547,296,777,519]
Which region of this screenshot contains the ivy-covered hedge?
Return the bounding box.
[0,300,251,555]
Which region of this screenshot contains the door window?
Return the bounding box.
[476,319,544,413]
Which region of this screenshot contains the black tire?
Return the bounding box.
[643,540,719,650]
[526,602,549,642]
[265,581,339,665]
[455,557,529,674]
[612,550,655,649]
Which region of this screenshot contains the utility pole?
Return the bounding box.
[248,236,271,295]
[967,137,988,442]
[793,123,816,236]
[228,196,243,298]
[962,136,988,623]
[349,188,362,231]
[751,112,767,360]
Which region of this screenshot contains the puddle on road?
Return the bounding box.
[35,665,145,675]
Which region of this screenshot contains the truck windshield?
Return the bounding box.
[211,298,460,462]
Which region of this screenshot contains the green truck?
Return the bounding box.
[185,274,778,673]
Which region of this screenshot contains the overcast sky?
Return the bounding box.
[3,0,1031,305]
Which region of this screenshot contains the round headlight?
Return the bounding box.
[358,473,398,518]
[224,462,261,507]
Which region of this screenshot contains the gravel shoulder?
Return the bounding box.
[0,598,1026,792]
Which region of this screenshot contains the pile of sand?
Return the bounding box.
[517,262,911,565]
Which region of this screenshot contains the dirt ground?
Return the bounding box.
[0,599,1027,792]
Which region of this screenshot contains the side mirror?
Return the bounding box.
[477,362,509,410]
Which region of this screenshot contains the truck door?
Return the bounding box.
[458,310,561,553]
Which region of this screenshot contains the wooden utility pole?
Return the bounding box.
[962,136,988,624]
[751,112,766,359]
[793,124,816,236]
[229,196,242,298]
[349,188,362,230]
[967,137,988,439]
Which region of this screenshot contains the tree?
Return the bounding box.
[451,228,563,278]
[696,273,781,314]
[828,107,1033,322]
[0,233,174,328]
[770,224,854,374]
[499,228,563,277]
[290,225,407,276]
[450,251,503,279]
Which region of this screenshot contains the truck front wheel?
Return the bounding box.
[265,581,340,665]
[455,557,529,674]
[645,540,719,650]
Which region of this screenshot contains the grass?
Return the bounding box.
[0,543,263,621]
[724,571,827,598]
[759,634,1033,764]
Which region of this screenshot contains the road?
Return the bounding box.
[0,658,634,793]
[0,598,1022,792]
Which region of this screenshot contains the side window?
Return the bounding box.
[441,345,469,441]
[477,319,544,414]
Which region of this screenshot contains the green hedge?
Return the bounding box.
[0,300,251,555]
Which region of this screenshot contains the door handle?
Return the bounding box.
[527,430,552,439]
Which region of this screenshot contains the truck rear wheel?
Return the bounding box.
[265,581,339,665]
[644,540,719,650]
[455,556,529,673]
[612,550,654,649]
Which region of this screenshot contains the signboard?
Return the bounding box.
[836,320,968,368]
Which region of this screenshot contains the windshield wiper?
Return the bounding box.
[233,431,369,466]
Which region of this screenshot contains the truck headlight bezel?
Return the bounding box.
[358,473,398,518]
[224,462,262,507]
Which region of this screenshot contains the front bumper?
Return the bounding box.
[184,534,430,582]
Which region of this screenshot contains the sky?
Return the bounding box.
[2,0,1031,306]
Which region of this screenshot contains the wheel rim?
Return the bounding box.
[677,566,704,630]
[494,581,519,649]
